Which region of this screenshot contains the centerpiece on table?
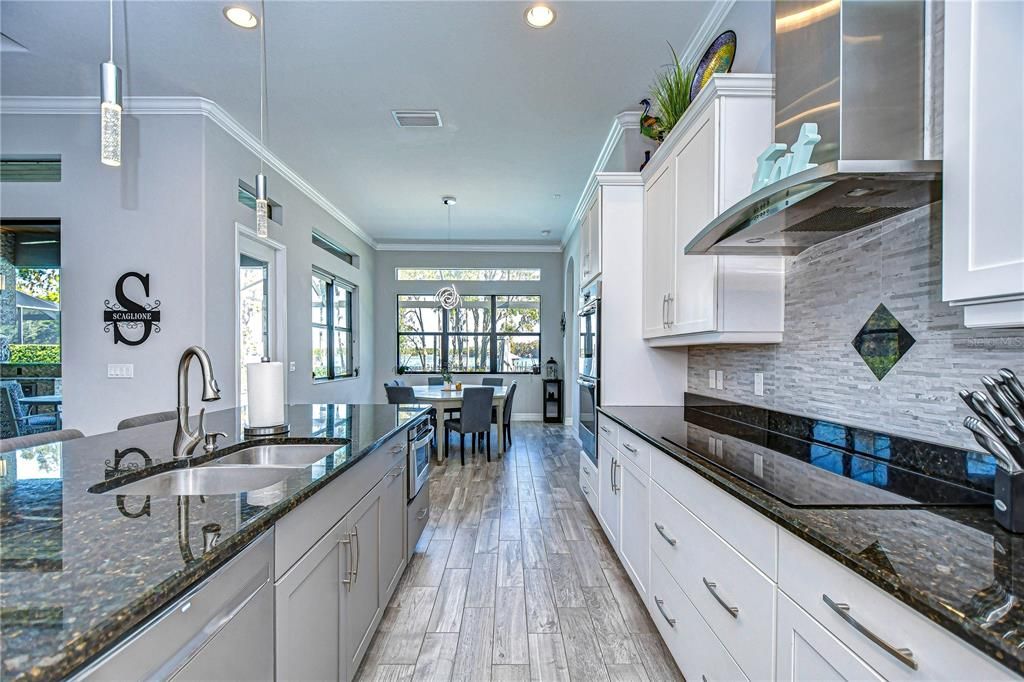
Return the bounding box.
[441,370,455,391]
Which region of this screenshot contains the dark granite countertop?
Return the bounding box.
[599,402,1024,676]
[0,403,430,680]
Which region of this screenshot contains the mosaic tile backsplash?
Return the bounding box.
[687,205,1024,450]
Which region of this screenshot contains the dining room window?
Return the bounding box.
[312,269,356,381]
[396,294,540,374]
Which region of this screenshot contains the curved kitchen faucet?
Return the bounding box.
[173,346,222,460]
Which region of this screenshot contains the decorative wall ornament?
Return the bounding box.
[689,30,737,104]
[103,272,161,345]
[752,122,821,192]
[851,303,916,380]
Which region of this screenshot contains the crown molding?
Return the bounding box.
[595,172,644,187]
[376,242,562,253]
[679,0,737,70]
[560,109,641,246]
[0,95,378,249]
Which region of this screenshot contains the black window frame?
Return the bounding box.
[312,269,357,382]
[396,294,540,375]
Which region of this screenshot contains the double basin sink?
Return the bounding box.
[102,443,344,497]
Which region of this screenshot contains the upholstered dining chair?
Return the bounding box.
[481,377,504,387]
[492,381,517,449]
[117,410,177,430]
[443,386,494,465]
[385,385,417,404]
[3,428,84,452]
[0,381,57,439]
[427,377,444,386]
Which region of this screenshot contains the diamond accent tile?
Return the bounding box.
[851,303,916,380]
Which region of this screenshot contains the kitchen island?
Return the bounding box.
[0,403,430,681]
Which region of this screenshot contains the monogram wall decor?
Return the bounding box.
[103,272,162,345]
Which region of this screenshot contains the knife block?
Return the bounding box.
[994,468,1024,533]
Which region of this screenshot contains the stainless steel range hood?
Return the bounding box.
[686,0,941,256]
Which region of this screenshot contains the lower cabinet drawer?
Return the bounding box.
[651,482,775,681]
[778,530,1017,681]
[579,454,597,491]
[649,554,748,682]
[407,484,430,559]
[617,429,651,475]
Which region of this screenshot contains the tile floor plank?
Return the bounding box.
[412,633,459,682]
[557,607,611,682]
[493,664,532,681]
[451,607,495,681]
[498,540,525,588]
[528,634,571,682]
[492,587,529,665]
[426,569,470,633]
[524,569,559,634]
[465,552,498,608]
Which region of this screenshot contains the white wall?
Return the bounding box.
[372,249,564,418]
[1,110,375,434]
[562,227,581,429]
[719,0,773,74]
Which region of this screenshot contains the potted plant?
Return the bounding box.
[396,364,409,375]
[641,42,694,142]
[441,369,454,390]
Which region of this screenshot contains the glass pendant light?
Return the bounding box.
[435,197,461,310]
[254,0,269,237]
[100,0,122,166]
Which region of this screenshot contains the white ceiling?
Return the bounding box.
[0,1,717,245]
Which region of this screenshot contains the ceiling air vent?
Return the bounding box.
[391,110,443,128]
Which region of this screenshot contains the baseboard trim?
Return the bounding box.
[512,413,543,422]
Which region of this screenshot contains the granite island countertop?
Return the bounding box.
[0,403,430,680]
[599,402,1024,676]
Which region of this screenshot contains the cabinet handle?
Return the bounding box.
[823,594,917,670]
[416,508,429,520]
[654,596,676,627]
[622,442,638,454]
[581,484,589,494]
[388,465,405,479]
[666,293,674,325]
[351,527,361,584]
[702,577,739,618]
[391,444,405,454]
[599,425,612,435]
[654,522,677,546]
[661,294,668,327]
[341,533,353,591]
[610,457,618,493]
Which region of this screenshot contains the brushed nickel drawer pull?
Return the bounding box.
[654,596,676,627]
[622,442,638,453]
[351,527,361,584]
[416,508,429,520]
[823,595,917,670]
[599,425,612,434]
[654,522,677,546]
[341,533,353,591]
[703,577,739,618]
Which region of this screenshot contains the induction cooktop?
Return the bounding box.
[661,409,992,509]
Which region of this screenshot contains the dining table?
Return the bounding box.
[18,393,63,429]
[411,384,509,459]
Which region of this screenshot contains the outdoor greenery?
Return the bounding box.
[16,268,60,304]
[8,344,60,364]
[395,268,541,282]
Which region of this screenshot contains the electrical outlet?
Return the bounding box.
[754,372,764,396]
[289,361,296,372]
[715,370,724,390]
[754,453,764,478]
[708,435,716,452]
[107,363,134,379]
[708,369,716,389]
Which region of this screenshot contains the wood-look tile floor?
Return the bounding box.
[355,423,684,682]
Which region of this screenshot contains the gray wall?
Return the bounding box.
[372,250,564,418]
[0,111,376,434]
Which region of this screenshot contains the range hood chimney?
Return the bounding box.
[686,0,941,256]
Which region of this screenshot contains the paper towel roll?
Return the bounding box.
[247,360,285,427]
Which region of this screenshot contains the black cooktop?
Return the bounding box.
[659,405,993,509]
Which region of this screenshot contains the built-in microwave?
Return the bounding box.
[407,417,433,501]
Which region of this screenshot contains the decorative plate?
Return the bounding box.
[689,30,737,103]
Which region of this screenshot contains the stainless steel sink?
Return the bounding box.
[105,465,295,497]
[211,443,341,468]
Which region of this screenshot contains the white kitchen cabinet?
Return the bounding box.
[776,591,882,682]
[617,456,650,600]
[276,522,349,682]
[379,462,407,605]
[641,74,785,345]
[345,481,383,673]
[580,192,602,287]
[942,0,1024,328]
[598,435,620,546]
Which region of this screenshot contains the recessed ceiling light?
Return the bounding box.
[524,5,556,29]
[541,230,552,236]
[224,6,258,29]
[552,194,561,199]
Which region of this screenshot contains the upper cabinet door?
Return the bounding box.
[642,161,677,338]
[942,0,1024,328]
[670,108,718,335]
[588,193,602,283]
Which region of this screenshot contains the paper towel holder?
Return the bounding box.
[244,357,289,438]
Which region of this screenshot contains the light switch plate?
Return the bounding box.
[715,370,724,390]
[754,372,764,396]
[108,363,134,379]
[708,369,716,389]
[289,361,296,372]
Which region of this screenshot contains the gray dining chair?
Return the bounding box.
[492,381,517,449]
[481,377,504,387]
[3,428,84,452]
[117,410,177,430]
[385,385,417,404]
[1,380,58,438]
[427,377,444,386]
[444,386,494,465]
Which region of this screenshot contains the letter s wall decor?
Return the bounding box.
[103,272,162,345]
